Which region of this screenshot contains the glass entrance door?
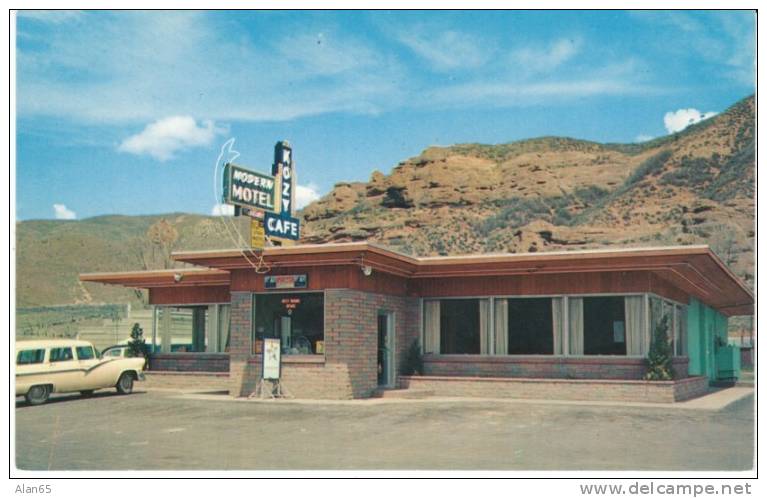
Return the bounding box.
[377,313,393,387]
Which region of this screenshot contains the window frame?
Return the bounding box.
[75,346,96,361]
[420,292,689,358]
[49,347,74,363]
[250,290,327,358]
[16,349,46,365]
[151,302,230,354]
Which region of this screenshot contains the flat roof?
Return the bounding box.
[80,268,230,288]
[81,242,754,316]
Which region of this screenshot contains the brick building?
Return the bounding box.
[81,242,753,402]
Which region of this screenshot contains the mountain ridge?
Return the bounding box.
[16,95,754,307]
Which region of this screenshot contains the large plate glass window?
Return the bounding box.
[253,293,324,355]
[581,296,627,355]
[423,298,490,355]
[496,298,561,355]
[154,304,231,353]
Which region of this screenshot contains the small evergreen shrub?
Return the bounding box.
[127,322,149,358]
[644,315,674,381]
[400,339,424,376]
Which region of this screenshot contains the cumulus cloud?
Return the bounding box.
[53,203,76,220]
[118,116,227,161]
[296,183,321,209]
[635,134,655,143]
[663,108,718,133]
[211,203,235,216]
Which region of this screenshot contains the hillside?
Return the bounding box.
[302,95,754,288]
[16,95,754,307]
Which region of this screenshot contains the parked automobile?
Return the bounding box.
[15,339,145,405]
[101,344,130,358]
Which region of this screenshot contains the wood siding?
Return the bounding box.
[149,285,231,305]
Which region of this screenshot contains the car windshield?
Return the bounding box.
[103,348,123,357]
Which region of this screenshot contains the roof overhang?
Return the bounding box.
[171,242,420,277]
[80,243,753,317]
[79,268,230,288]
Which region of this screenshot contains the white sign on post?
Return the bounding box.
[262,337,281,380]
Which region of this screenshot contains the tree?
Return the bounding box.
[128,218,180,302]
[644,314,674,381]
[127,323,148,359]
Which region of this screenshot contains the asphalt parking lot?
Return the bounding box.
[15,388,754,471]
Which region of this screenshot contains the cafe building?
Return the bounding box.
[80,242,753,403]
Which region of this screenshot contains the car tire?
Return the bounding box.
[80,390,95,397]
[116,372,134,395]
[25,385,50,405]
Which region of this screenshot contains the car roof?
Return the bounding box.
[15,339,95,350]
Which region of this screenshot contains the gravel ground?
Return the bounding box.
[15,388,754,471]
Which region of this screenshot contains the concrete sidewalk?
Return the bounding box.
[165,385,753,412]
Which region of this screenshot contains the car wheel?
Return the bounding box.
[25,385,50,405]
[80,390,95,397]
[116,372,134,394]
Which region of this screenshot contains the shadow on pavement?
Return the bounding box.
[15,390,146,409]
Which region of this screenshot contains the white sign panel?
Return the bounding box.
[262,338,281,380]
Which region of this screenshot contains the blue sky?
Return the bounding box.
[15,10,755,221]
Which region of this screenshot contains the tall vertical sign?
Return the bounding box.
[265,141,301,242]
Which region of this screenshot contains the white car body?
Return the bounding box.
[16,339,145,404]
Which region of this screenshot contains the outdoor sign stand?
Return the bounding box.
[249,337,291,399]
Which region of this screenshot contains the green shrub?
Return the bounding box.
[400,339,424,376]
[625,150,672,187]
[644,315,674,381]
[127,323,149,358]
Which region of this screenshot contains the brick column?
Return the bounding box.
[229,291,257,396]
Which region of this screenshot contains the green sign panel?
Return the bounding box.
[223,163,277,212]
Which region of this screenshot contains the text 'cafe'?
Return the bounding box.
[82,241,753,403]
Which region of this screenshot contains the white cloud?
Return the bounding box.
[663,108,717,134]
[53,203,76,220]
[16,12,403,124]
[511,38,581,73]
[296,183,322,209]
[118,116,227,161]
[395,29,489,71]
[635,134,654,143]
[211,203,235,216]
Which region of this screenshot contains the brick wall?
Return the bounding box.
[228,288,420,399]
[423,355,689,380]
[142,371,229,392]
[400,375,709,403]
[673,376,710,401]
[148,353,229,372]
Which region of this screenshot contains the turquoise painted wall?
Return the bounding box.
[686,298,734,381]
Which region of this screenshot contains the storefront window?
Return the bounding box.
[439,299,483,354]
[506,298,555,355]
[154,304,230,353]
[253,293,324,355]
[648,296,685,356]
[582,296,627,355]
